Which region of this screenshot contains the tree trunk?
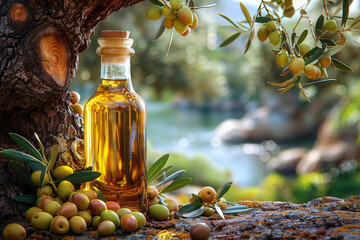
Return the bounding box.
[0,0,143,221]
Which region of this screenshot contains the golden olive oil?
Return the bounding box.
[84,31,147,212]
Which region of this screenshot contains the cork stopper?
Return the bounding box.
[102,30,130,39]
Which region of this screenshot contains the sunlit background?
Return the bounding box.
[72,0,360,203]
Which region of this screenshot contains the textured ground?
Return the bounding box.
[15,196,360,239]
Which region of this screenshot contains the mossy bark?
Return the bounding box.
[0,0,143,221]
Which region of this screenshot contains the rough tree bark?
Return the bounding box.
[0,0,143,221]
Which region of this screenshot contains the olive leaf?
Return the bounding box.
[9,133,42,161]
[155,170,185,187]
[332,58,353,72]
[255,17,272,23]
[147,154,169,184]
[13,194,37,204]
[182,206,205,218]
[244,30,254,54]
[47,145,59,171]
[219,14,239,28]
[40,167,47,187]
[216,181,232,200]
[161,177,192,193]
[315,15,324,35]
[291,32,296,46]
[150,165,174,185]
[297,29,308,45]
[215,202,225,220]
[178,202,203,214]
[189,0,195,8]
[226,205,249,210]
[341,0,350,27]
[320,38,337,46]
[9,160,36,187]
[93,186,107,202]
[240,2,252,25]
[219,32,241,48]
[150,0,164,6]
[34,133,46,162]
[305,43,326,65]
[321,45,344,58]
[280,31,287,46]
[302,79,337,86]
[54,171,101,184]
[83,166,93,171]
[222,208,254,214]
[0,149,45,168]
[153,22,165,41]
[190,4,216,10]
[157,195,167,205]
[342,33,360,47]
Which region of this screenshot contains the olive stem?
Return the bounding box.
[48,174,58,193]
[322,0,331,21]
[160,0,171,9]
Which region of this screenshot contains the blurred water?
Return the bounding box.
[147,102,272,187]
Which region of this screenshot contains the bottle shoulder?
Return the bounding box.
[85,88,146,112]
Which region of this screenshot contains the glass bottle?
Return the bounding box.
[84,31,147,213]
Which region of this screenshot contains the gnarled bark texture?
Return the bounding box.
[0,0,143,221]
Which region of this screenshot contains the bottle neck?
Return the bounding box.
[100,57,131,80]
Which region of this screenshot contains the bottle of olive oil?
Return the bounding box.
[84,31,147,213]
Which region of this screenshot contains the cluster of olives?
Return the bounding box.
[257,21,281,46]
[146,186,178,220]
[258,19,337,80]
[3,166,146,240]
[190,186,227,217]
[146,0,198,36]
[69,91,83,115]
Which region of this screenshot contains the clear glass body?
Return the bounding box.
[84,38,147,213]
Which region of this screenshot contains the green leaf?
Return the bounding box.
[54,171,101,184]
[341,0,350,27]
[320,45,344,58]
[34,133,45,162]
[291,32,296,46]
[343,33,360,47]
[332,58,353,72]
[280,31,286,45]
[9,161,35,187]
[0,149,45,167]
[9,133,42,161]
[189,0,195,8]
[161,177,192,193]
[305,44,327,65]
[297,29,308,45]
[244,30,254,54]
[255,17,272,23]
[222,208,254,214]
[216,182,233,200]
[215,202,225,220]
[13,194,37,204]
[240,2,252,25]
[294,44,300,56]
[190,4,216,10]
[315,15,324,35]
[47,145,59,171]
[40,167,47,187]
[157,195,167,205]
[320,38,337,46]
[28,162,46,171]
[83,166,93,171]
[219,14,239,28]
[226,205,249,210]
[182,207,205,218]
[150,165,174,185]
[147,154,169,184]
[219,32,241,48]
[93,186,107,202]
[153,22,165,41]
[178,203,203,214]
[155,170,185,187]
[150,0,164,6]
[302,79,337,86]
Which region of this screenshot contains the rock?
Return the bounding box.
[267,147,308,174]
[9,195,360,239]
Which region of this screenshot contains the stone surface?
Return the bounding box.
[7,196,360,239]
